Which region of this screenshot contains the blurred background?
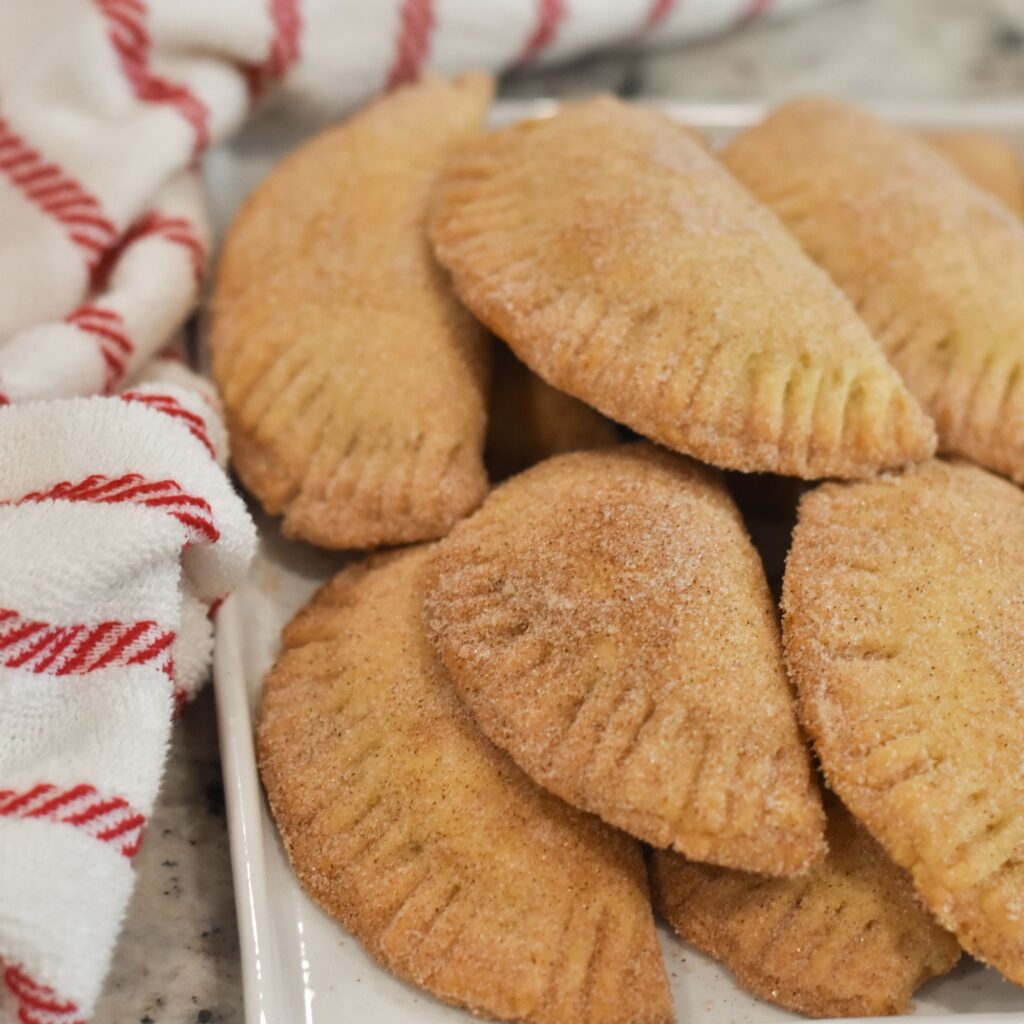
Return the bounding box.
[502,0,1024,104]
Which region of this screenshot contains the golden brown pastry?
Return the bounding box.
[212,74,493,549]
[783,459,1024,984]
[486,341,620,479]
[928,130,1024,216]
[430,96,934,480]
[651,799,961,1019]
[725,98,1024,484]
[424,443,826,876]
[258,546,673,1024]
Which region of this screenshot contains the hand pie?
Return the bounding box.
[212,74,493,549]
[430,96,934,480]
[258,547,673,1024]
[783,459,1024,983]
[651,799,960,1019]
[487,341,620,480]
[928,130,1024,216]
[424,443,826,876]
[725,98,1024,484]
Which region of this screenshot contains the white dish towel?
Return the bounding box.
[0,369,256,1024]
[0,1,826,1020]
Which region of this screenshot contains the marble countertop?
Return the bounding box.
[97,0,1024,1020]
[95,689,241,1024]
[503,0,1024,105]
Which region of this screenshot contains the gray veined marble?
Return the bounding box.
[502,0,1024,106]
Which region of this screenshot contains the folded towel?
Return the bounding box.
[0,376,256,1024]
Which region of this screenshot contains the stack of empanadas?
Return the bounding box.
[211,74,1024,1021]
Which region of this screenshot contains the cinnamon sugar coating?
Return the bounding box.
[784,459,1024,983]
[212,74,493,549]
[652,799,960,1019]
[430,96,934,480]
[424,443,826,876]
[928,130,1024,216]
[258,547,672,1024]
[726,98,1024,484]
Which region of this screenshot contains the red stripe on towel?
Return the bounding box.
[0,609,174,681]
[0,116,116,272]
[644,0,676,31]
[119,390,216,458]
[118,212,205,282]
[520,0,566,62]
[387,0,436,89]
[244,0,303,98]
[65,305,134,393]
[741,0,773,20]
[94,0,211,157]
[2,962,84,1024]
[0,783,146,859]
[12,472,219,545]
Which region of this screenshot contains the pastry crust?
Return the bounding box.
[783,459,1024,983]
[486,341,620,479]
[424,443,826,876]
[212,74,493,549]
[430,96,934,480]
[651,799,961,1019]
[258,547,673,1024]
[725,97,1024,484]
[928,130,1024,216]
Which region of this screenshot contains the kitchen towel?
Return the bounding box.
[0,373,256,1024]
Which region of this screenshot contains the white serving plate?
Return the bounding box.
[209,101,1024,1024]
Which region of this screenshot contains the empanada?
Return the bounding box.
[430,96,934,480]
[423,444,826,876]
[725,98,1024,484]
[651,799,961,1019]
[487,341,620,480]
[212,74,493,549]
[928,130,1024,216]
[258,547,673,1024]
[784,459,1024,983]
